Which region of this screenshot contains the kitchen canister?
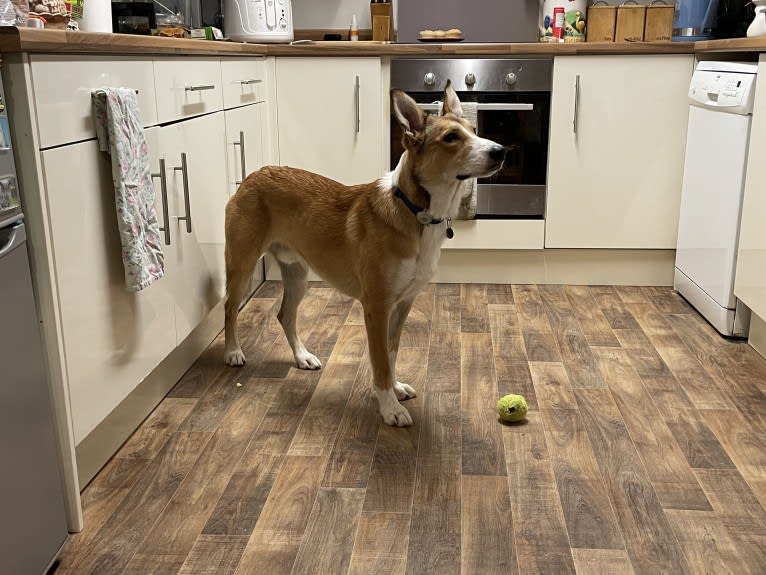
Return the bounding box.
[615,0,646,41]
[644,0,675,41]
[586,1,617,41]
[540,0,587,42]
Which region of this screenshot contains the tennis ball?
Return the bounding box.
[497,394,528,422]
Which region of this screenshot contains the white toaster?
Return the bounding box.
[225,0,294,43]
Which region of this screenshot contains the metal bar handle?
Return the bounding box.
[0,222,24,259]
[418,103,535,112]
[240,79,262,85]
[355,75,360,134]
[174,153,192,234]
[151,159,171,246]
[573,74,580,135]
[233,131,246,184]
[185,85,216,92]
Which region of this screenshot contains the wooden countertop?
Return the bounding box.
[0,27,698,56]
[0,27,764,57]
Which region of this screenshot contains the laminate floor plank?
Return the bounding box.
[540,408,624,549]
[460,283,489,333]
[513,284,563,363]
[348,512,410,575]
[574,389,693,575]
[503,417,577,575]
[593,348,711,511]
[290,487,366,575]
[461,332,506,476]
[540,284,606,388]
[405,392,462,575]
[234,455,327,575]
[564,284,621,347]
[461,475,517,574]
[571,549,636,575]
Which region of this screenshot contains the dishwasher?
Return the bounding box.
[0,75,68,573]
[674,61,758,338]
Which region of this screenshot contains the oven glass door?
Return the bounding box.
[390,91,550,219]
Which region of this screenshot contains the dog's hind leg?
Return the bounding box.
[275,256,322,370]
[224,229,265,367]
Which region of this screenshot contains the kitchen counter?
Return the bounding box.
[0,27,699,56]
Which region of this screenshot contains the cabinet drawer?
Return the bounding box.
[442,219,544,250]
[30,55,157,149]
[153,57,223,124]
[221,58,266,110]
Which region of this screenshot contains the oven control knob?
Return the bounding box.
[465,73,476,86]
[423,72,436,87]
[505,72,518,86]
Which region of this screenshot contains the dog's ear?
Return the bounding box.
[391,89,427,135]
[441,80,464,117]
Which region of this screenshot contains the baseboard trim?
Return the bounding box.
[74,300,225,489]
[748,312,766,360]
[268,249,676,286]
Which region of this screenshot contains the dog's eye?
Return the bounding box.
[443,132,461,143]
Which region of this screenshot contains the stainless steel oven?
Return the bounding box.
[390,58,553,219]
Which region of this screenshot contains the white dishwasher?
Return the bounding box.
[675,61,758,338]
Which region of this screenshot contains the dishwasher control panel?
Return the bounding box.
[688,62,758,115]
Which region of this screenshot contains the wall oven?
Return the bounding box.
[390,58,552,219]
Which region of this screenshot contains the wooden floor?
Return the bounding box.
[52,282,766,575]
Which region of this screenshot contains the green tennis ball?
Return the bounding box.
[497,394,528,422]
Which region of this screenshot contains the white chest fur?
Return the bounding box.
[393,224,446,302]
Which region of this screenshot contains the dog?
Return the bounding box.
[223,80,506,427]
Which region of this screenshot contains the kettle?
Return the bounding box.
[748,0,766,37]
[672,0,720,41]
[224,0,294,43]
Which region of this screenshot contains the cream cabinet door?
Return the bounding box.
[734,56,766,319]
[40,127,176,444]
[275,57,382,185]
[158,112,228,343]
[545,55,693,248]
[224,103,265,196]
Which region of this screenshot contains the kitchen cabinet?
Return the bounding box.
[734,55,766,323]
[158,111,228,343]
[275,57,383,185]
[545,55,694,248]
[39,128,177,444]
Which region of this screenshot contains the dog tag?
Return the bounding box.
[446,217,454,239]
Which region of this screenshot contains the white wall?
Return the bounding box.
[291,0,398,30]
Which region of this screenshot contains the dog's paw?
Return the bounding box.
[381,402,414,427]
[295,350,322,370]
[224,348,246,367]
[394,381,417,401]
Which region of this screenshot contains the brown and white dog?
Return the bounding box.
[223,81,505,427]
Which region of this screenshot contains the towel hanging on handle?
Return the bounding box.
[92,87,164,291]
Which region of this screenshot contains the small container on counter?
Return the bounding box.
[644,0,675,41]
[586,1,617,42]
[615,0,646,42]
[540,0,587,43]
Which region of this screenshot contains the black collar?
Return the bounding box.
[393,186,454,239]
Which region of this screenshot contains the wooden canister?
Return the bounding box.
[370,2,394,42]
[586,1,617,42]
[615,0,646,42]
[644,0,674,42]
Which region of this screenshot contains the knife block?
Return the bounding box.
[370,2,394,41]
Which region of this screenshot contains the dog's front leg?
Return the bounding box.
[364,303,414,427]
[388,299,417,401]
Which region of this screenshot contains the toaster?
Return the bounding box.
[225,0,294,43]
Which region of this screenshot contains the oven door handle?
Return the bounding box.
[417,103,534,112]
